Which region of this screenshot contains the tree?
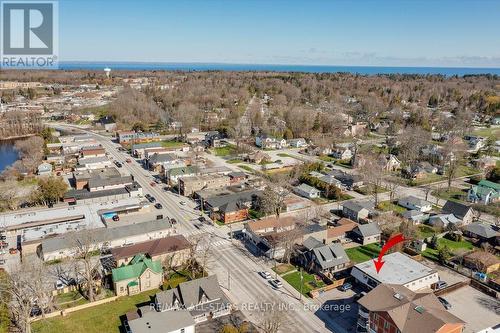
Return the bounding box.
[359,153,386,207]
[258,180,290,218]
[442,136,467,190]
[438,245,452,264]
[429,235,439,250]
[259,310,284,333]
[0,259,53,333]
[32,176,68,205]
[14,136,44,173]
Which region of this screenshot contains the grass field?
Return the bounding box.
[422,237,475,261]
[432,187,467,203]
[226,158,244,164]
[272,263,296,275]
[32,289,159,333]
[212,145,237,156]
[345,243,381,263]
[417,225,437,239]
[377,201,407,214]
[160,140,185,148]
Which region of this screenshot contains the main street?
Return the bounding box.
[52,124,334,333]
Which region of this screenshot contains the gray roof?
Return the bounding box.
[155,288,182,311]
[148,153,176,164]
[205,190,261,209]
[128,308,194,333]
[464,223,498,239]
[353,222,381,237]
[399,196,431,207]
[353,252,436,285]
[429,213,462,226]
[77,156,110,165]
[311,242,350,270]
[303,236,324,250]
[442,201,473,219]
[88,175,133,189]
[295,183,320,194]
[343,200,374,213]
[42,219,173,254]
[177,275,227,309]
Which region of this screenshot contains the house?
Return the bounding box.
[154,275,231,323]
[255,134,286,149]
[331,147,353,160]
[287,138,307,148]
[203,190,260,224]
[246,151,271,164]
[468,180,500,205]
[112,254,163,296]
[293,183,321,199]
[228,171,246,184]
[342,200,374,222]
[318,174,343,188]
[243,216,297,259]
[428,214,462,229]
[329,171,363,190]
[402,210,429,224]
[127,307,195,333]
[76,156,113,170]
[296,236,350,276]
[111,235,191,267]
[165,166,199,185]
[397,196,432,212]
[357,284,464,333]
[463,251,500,274]
[99,116,116,132]
[37,162,53,176]
[351,222,381,245]
[442,201,475,225]
[351,252,439,291]
[463,223,499,245]
[146,153,179,172]
[381,154,401,172]
[473,156,497,170]
[326,218,358,243]
[80,146,106,158]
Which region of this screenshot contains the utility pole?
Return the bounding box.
[229,224,232,242]
[299,268,303,301]
[228,270,231,291]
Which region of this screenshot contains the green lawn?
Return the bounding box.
[164,271,190,289]
[417,225,437,239]
[277,153,293,158]
[54,291,89,309]
[238,165,255,173]
[456,165,481,177]
[407,173,445,186]
[422,237,475,261]
[345,243,381,264]
[32,289,159,333]
[432,187,467,203]
[281,270,325,296]
[160,140,185,148]
[212,145,237,156]
[318,155,335,162]
[377,201,407,214]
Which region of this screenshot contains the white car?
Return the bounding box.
[259,271,272,279]
[269,279,283,289]
[180,201,186,206]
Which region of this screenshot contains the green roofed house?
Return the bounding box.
[112,254,163,296]
[468,179,500,205]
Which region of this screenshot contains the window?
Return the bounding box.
[180,329,185,333]
[384,321,390,329]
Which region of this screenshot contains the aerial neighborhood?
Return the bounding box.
[0,62,499,333]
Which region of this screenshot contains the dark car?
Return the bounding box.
[438,297,452,310]
[148,196,156,203]
[339,283,352,292]
[112,215,120,221]
[114,161,122,168]
[154,203,163,209]
[198,216,206,223]
[145,194,151,200]
[170,218,177,225]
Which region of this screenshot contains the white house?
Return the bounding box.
[397,196,432,212]
[331,147,353,160]
[287,138,307,148]
[294,183,321,199]
[255,134,287,149]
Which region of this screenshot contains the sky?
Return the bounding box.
[59,0,500,67]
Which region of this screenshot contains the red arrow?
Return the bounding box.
[373,233,407,273]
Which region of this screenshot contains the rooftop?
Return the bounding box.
[111,235,191,260]
[353,252,436,285]
[128,308,195,333]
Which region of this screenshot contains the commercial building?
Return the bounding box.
[351,252,439,291]
[40,219,174,261]
[117,131,160,144]
[76,156,113,170]
[179,174,230,196]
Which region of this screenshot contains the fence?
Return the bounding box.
[30,295,120,322]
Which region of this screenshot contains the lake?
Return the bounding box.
[0,140,19,172]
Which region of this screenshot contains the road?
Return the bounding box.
[52,124,334,332]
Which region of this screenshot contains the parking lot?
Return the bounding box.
[443,286,500,333]
[421,258,469,286]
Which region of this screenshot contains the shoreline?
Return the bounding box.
[0,133,35,142]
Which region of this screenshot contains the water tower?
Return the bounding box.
[104,67,111,78]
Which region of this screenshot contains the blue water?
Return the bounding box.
[59,62,500,76]
[0,141,18,172]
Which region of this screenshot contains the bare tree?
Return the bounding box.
[441,136,467,190]
[259,309,284,333]
[258,183,290,219]
[359,153,386,207]
[0,259,53,333]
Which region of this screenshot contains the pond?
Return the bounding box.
[0,140,19,172]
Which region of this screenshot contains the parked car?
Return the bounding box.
[112,215,120,221]
[438,296,452,310]
[145,194,152,200]
[9,248,17,254]
[340,283,352,292]
[170,218,177,225]
[54,280,65,290]
[269,279,283,289]
[180,201,186,206]
[148,196,156,203]
[0,241,8,248]
[0,235,6,241]
[150,182,156,187]
[0,259,6,265]
[259,271,272,280]
[198,216,206,223]
[154,203,163,209]
[154,178,161,184]
[434,280,448,290]
[125,158,132,163]
[114,161,122,168]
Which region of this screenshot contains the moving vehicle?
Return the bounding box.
[154,203,163,209]
[9,248,18,254]
[259,271,272,279]
[269,279,283,289]
[114,161,122,168]
[438,296,452,310]
[112,215,120,222]
[125,158,132,163]
[340,283,352,292]
[147,196,156,203]
[170,218,177,225]
[0,241,8,248]
[150,182,156,187]
[180,201,186,205]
